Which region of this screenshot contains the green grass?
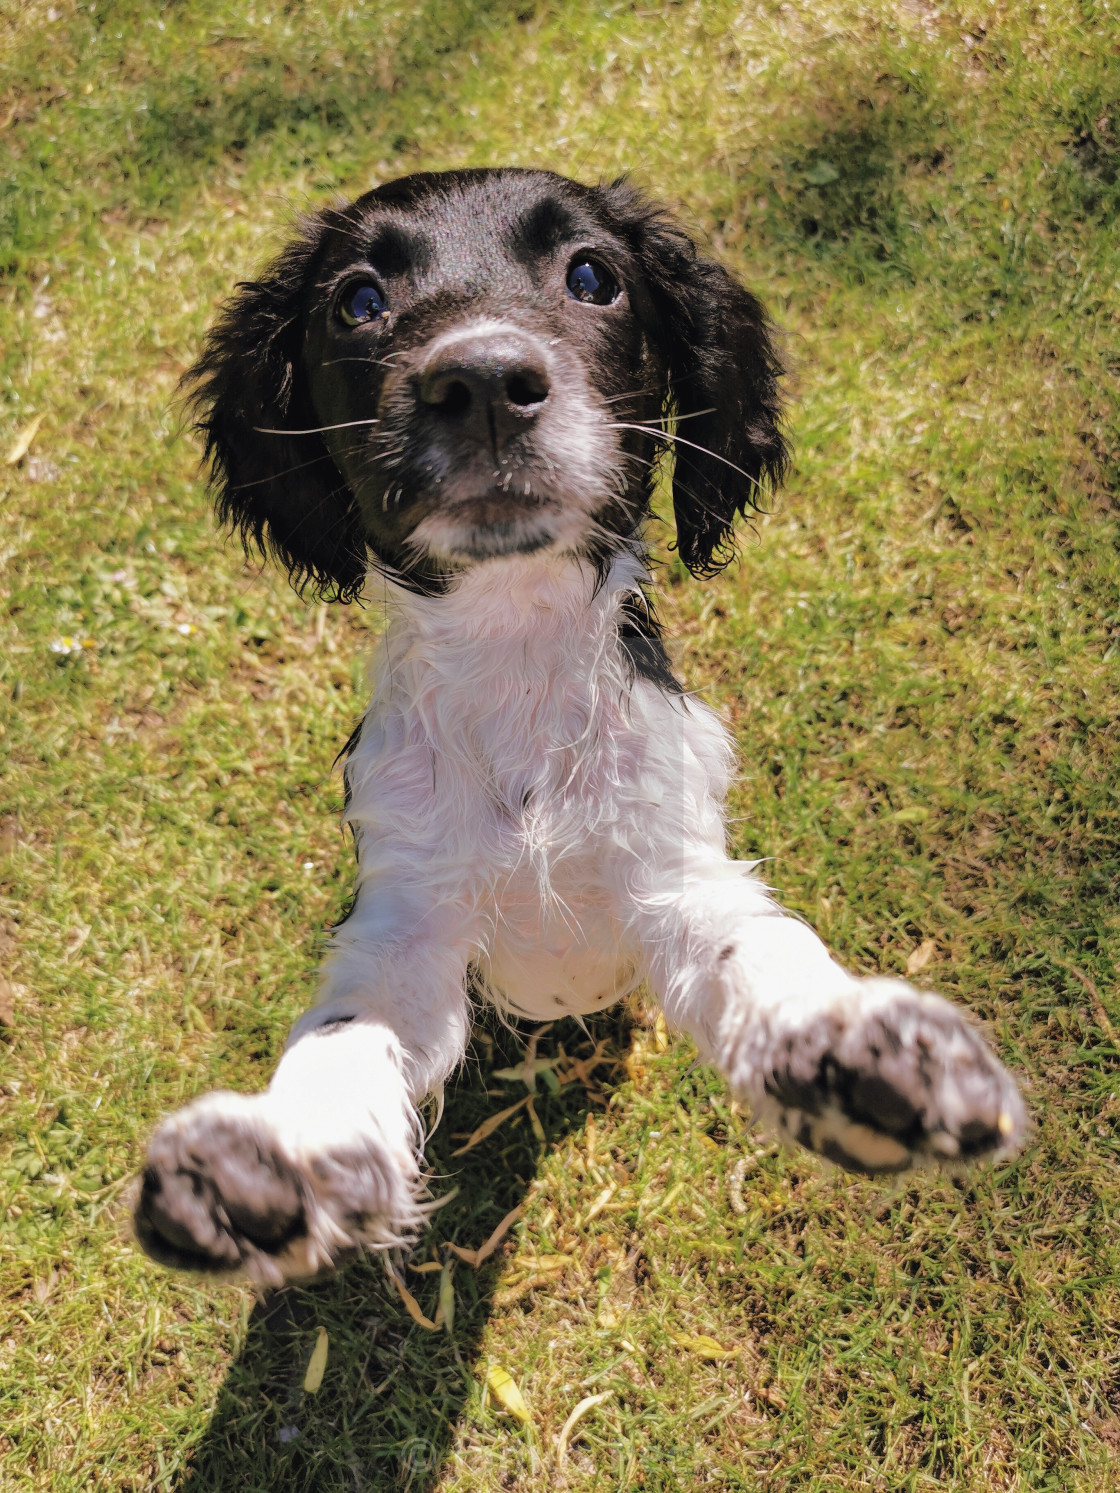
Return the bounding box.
[2,0,1119,1487]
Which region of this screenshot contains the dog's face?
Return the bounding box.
[189,169,788,594]
[304,172,662,569]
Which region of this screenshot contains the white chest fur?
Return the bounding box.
[341,552,733,1019]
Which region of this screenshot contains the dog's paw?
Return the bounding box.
[134,1091,422,1285]
[742,978,1026,1177]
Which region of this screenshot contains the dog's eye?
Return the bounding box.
[338,283,387,326]
[566,258,620,305]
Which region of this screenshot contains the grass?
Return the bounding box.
[1,0,1119,1487]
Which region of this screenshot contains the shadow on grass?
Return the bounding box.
[176,1007,632,1492]
[711,54,959,284]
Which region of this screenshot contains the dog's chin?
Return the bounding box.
[405,495,573,564]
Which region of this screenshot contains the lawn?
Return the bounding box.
[1,1,1118,1488]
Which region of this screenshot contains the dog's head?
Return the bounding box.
[188,168,788,596]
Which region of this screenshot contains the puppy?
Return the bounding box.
[134,169,1025,1285]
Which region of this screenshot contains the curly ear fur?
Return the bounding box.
[602,180,790,577]
[184,215,368,601]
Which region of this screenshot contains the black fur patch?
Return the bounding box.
[617,593,683,694]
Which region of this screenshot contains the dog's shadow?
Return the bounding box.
[177,1008,633,1492]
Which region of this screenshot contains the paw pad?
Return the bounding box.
[760,984,1025,1176]
[135,1116,307,1274]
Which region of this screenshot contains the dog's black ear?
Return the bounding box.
[184,217,367,601]
[607,183,789,577]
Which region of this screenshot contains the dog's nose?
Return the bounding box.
[416,331,551,451]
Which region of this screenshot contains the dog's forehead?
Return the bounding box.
[334,171,612,286]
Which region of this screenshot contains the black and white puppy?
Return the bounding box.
[135,169,1025,1284]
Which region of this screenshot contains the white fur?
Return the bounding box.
[138,547,1025,1282]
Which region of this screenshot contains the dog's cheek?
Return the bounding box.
[579,311,651,416]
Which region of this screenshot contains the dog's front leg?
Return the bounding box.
[135,915,474,1285]
[638,865,1026,1176]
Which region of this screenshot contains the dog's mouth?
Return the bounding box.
[403,482,569,562]
[444,486,560,522]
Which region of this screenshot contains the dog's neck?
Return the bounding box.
[363,551,650,783]
[375,549,648,651]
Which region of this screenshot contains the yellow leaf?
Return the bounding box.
[654,1012,669,1052]
[727,1153,758,1216]
[407,1260,443,1274]
[891,806,929,825]
[671,1332,738,1361]
[388,1266,439,1330]
[526,1094,546,1144]
[302,1327,329,1393]
[492,1271,558,1308]
[555,1390,611,1463]
[451,1095,531,1156]
[5,414,44,466]
[446,1203,523,1268]
[906,938,937,977]
[643,1177,689,1226]
[582,1181,617,1224]
[624,1034,647,1084]
[486,1363,530,1423]
[510,1253,571,1277]
[438,1260,455,1335]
